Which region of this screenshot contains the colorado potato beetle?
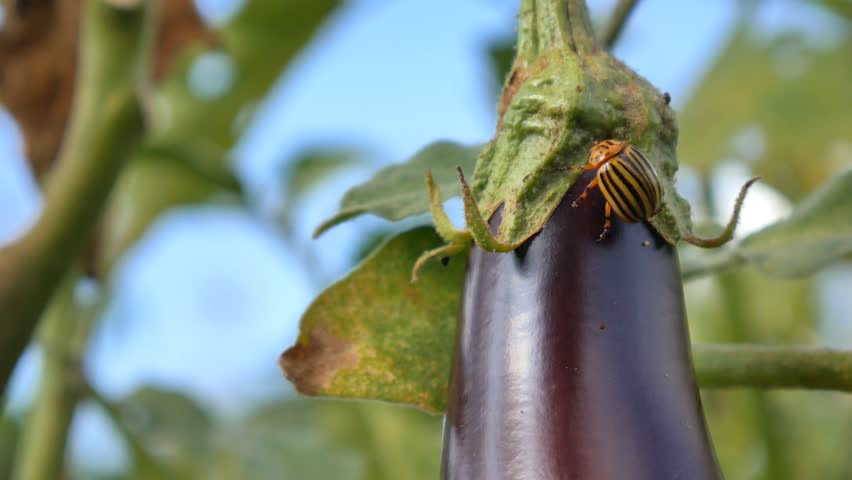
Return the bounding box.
[571,140,662,240]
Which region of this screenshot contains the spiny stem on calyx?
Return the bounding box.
[682,177,760,248]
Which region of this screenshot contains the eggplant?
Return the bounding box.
[442,173,722,479]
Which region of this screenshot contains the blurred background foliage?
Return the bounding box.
[0,0,850,479]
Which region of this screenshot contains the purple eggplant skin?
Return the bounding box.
[441,173,723,480]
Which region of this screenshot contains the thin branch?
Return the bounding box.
[0,1,156,396]
[601,0,640,49]
[11,273,94,480]
[695,344,852,392]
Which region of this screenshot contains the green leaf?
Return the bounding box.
[99,0,340,276]
[221,399,442,480]
[679,26,852,200]
[280,227,467,413]
[117,387,213,467]
[278,148,368,234]
[283,149,367,206]
[0,415,18,479]
[680,170,852,280]
[102,391,443,479]
[813,0,852,20]
[152,0,341,153]
[737,169,852,277]
[98,150,241,276]
[679,244,740,281]
[313,141,482,237]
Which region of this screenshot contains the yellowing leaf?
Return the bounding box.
[280,227,467,413]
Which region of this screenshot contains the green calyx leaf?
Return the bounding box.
[313,141,482,237]
[459,0,689,248]
[280,227,467,413]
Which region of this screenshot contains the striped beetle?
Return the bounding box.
[571,140,662,241]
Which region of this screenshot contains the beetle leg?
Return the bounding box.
[597,202,612,242]
[572,177,599,208]
[562,162,600,173]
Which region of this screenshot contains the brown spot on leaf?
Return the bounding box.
[279,324,360,395]
[496,63,530,132]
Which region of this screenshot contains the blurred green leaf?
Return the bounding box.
[283,149,366,206]
[0,415,18,480]
[152,0,340,153]
[136,142,243,193]
[99,151,241,276]
[813,0,852,20]
[314,141,482,237]
[117,387,213,471]
[106,390,442,479]
[679,27,852,200]
[738,168,852,277]
[97,1,341,277]
[278,148,367,234]
[679,244,740,281]
[212,399,442,480]
[280,227,467,413]
[681,170,852,280]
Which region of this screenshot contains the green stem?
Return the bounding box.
[517,0,598,61]
[600,0,639,49]
[0,0,156,396]
[11,273,97,480]
[695,344,852,392]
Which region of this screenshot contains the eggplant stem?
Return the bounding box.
[682,177,760,248]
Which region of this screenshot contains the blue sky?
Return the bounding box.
[1,0,848,473]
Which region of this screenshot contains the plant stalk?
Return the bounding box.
[694,344,852,391]
[0,0,155,396]
[11,274,96,480]
[600,0,639,49]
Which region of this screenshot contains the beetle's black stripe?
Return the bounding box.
[620,150,656,197]
[622,149,656,193]
[598,166,643,222]
[611,160,654,216]
[609,161,654,218]
[620,147,662,209]
[625,147,662,202]
[617,152,656,201]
